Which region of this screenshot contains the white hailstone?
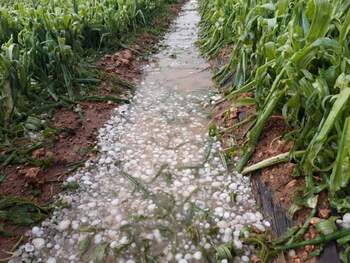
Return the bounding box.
[94,234,102,244]
[254,223,265,232]
[216,176,224,181]
[57,220,71,231]
[153,229,162,242]
[174,181,182,187]
[141,174,149,180]
[32,238,45,250]
[343,213,350,224]
[120,220,128,226]
[24,244,35,252]
[126,260,135,263]
[221,260,228,263]
[219,193,228,200]
[188,185,196,192]
[147,204,156,212]
[47,257,57,263]
[175,253,183,260]
[120,236,129,244]
[246,195,255,204]
[111,199,119,205]
[288,249,296,257]
[223,212,230,219]
[214,207,224,216]
[32,226,42,237]
[212,180,221,187]
[61,196,73,205]
[217,221,228,228]
[108,150,115,157]
[92,219,100,226]
[71,221,79,230]
[54,244,60,250]
[110,241,118,248]
[196,201,205,209]
[84,180,92,185]
[224,228,233,235]
[81,216,89,223]
[204,243,211,249]
[336,219,343,225]
[235,224,244,232]
[107,230,117,239]
[66,176,76,183]
[193,251,202,260]
[183,203,190,211]
[222,234,231,242]
[233,239,243,250]
[145,169,153,176]
[183,190,190,197]
[88,202,96,208]
[178,260,188,263]
[184,254,192,260]
[236,195,243,203]
[241,256,249,262]
[219,166,226,172]
[81,175,90,182]
[212,191,220,199]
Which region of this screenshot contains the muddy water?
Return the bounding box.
[12,1,267,263]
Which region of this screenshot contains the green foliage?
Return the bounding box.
[215,241,236,261]
[0,196,50,227]
[63,181,80,192]
[199,0,350,257]
[0,0,169,143]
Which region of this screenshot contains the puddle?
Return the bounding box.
[11,1,267,262]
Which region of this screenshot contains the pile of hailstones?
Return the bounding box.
[9,175,272,263]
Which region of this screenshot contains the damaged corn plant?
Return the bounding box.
[0,0,169,146]
[200,0,350,261]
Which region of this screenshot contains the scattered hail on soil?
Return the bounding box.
[11,1,268,262]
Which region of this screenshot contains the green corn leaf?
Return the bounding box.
[316,217,338,235]
[78,235,92,256]
[339,10,350,46]
[329,116,350,193]
[306,0,333,43]
[303,86,350,173]
[291,38,340,68]
[89,242,109,263]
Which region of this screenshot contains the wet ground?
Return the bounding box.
[11,1,267,262]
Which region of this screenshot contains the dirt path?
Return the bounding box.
[10,1,268,262]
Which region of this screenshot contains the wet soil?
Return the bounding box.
[0,1,184,260]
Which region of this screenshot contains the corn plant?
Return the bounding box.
[200,0,350,258]
[0,0,169,143]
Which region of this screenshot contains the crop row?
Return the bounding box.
[0,0,174,142]
[199,0,350,260]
